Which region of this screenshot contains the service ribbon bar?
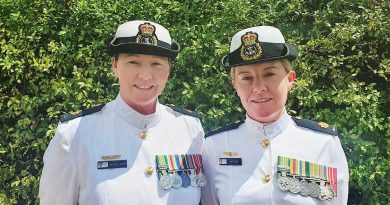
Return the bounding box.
[277,156,337,200]
[155,154,206,189]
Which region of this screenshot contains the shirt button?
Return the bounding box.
[139,130,148,139]
[261,138,270,148]
[144,167,154,175]
[263,174,271,183]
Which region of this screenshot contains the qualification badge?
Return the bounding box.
[136,22,158,45]
[240,31,262,61]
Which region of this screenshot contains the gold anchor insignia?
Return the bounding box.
[295,116,303,120]
[71,110,81,115]
[318,122,329,129]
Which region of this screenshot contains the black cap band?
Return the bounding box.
[222,42,298,70]
[106,37,180,59]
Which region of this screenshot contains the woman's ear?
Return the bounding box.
[111,57,118,79]
[287,70,296,90]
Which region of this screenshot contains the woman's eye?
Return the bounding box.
[264,73,276,77]
[242,76,253,80]
[151,62,163,66]
[127,61,139,65]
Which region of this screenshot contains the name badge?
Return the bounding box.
[219,158,242,166]
[97,160,127,169]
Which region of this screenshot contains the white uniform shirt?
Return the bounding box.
[201,111,348,205]
[39,95,204,205]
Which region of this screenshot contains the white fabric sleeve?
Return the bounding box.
[201,138,219,205]
[329,136,349,205]
[39,124,78,205]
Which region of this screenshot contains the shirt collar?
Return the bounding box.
[244,109,291,138]
[113,94,161,129]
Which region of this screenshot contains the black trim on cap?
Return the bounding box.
[222,43,298,70]
[112,37,172,50]
[106,37,180,59]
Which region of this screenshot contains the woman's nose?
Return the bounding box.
[138,69,153,81]
[253,80,266,93]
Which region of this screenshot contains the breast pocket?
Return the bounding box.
[167,186,200,205]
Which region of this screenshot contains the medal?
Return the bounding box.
[186,155,199,187]
[289,158,303,194]
[177,155,190,188]
[156,155,172,190]
[318,181,333,201]
[169,155,182,189]
[277,172,291,191]
[308,181,321,198]
[289,177,302,194]
[194,154,207,186]
[180,171,191,188]
[160,174,173,190]
[299,178,310,197]
[277,156,291,192]
[326,186,335,201]
[189,170,199,187]
[171,172,183,188]
[197,172,207,187]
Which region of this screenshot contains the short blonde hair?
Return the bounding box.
[230,59,292,79]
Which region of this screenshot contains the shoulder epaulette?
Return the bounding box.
[59,104,106,123]
[167,105,200,119]
[205,120,244,138]
[291,116,338,136]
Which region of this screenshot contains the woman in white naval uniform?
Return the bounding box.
[39,20,205,205]
[201,26,349,205]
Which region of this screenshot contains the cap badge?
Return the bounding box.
[240,31,262,61]
[136,22,158,45]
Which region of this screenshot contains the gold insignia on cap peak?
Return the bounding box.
[136,23,157,45]
[318,122,329,129]
[240,31,262,61]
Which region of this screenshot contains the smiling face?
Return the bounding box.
[112,54,170,115]
[232,60,296,123]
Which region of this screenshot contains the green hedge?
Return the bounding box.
[0,0,389,204]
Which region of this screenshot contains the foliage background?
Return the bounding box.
[0,0,389,204]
